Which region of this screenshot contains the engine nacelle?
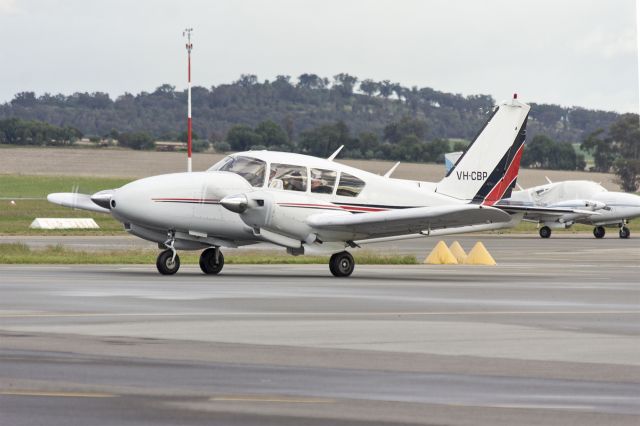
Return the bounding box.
[223,190,327,244]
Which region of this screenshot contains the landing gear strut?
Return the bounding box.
[156,230,180,275]
[199,247,224,274]
[619,226,630,239]
[539,226,551,239]
[329,251,355,277]
[593,226,606,239]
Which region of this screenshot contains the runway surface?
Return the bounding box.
[1,237,639,425]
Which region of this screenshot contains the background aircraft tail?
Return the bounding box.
[435,96,530,205]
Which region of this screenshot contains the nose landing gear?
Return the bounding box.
[156,230,180,275]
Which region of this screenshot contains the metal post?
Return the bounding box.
[183,28,194,172]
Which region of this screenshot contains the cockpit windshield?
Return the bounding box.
[208,156,266,187]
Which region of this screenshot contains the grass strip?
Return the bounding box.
[0,243,417,265]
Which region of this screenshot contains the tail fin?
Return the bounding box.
[436,96,530,205]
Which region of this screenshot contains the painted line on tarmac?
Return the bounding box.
[0,390,116,398]
[210,395,334,404]
[1,310,639,319]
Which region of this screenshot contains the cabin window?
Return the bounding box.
[336,173,365,197]
[208,156,266,187]
[269,163,307,192]
[310,169,337,194]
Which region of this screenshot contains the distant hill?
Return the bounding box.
[0,74,620,143]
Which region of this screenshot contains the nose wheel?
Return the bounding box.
[199,247,225,274]
[156,249,181,275]
[156,230,180,275]
[329,251,355,277]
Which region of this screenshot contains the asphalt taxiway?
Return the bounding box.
[0,236,639,425]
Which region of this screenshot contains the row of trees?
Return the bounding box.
[521,135,585,171]
[0,74,620,146]
[0,118,82,146]
[222,116,457,163]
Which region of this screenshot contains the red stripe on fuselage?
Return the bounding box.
[277,202,389,212]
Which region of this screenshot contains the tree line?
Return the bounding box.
[3,110,637,191]
[0,73,620,146]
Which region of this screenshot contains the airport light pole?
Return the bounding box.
[183,28,194,172]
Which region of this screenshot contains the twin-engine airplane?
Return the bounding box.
[501,180,640,239]
[49,96,535,277]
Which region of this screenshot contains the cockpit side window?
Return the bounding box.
[208,156,266,187]
[336,173,365,197]
[269,163,307,192]
[310,169,337,194]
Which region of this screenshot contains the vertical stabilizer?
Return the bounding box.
[436,97,530,204]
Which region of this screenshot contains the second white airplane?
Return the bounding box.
[49,96,532,277]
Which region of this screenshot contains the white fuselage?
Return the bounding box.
[110,151,471,250]
[509,180,640,227]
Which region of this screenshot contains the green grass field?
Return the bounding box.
[1,174,638,236]
[0,175,129,235]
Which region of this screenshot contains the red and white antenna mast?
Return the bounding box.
[183,28,194,172]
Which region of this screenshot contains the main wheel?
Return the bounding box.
[539,226,551,239]
[329,251,355,277]
[199,248,224,274]
[619,226,630,239]
[156,249,180,275]
[593,226,606,239]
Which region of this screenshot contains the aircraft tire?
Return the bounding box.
[329,251,355,277]
[593,226,606,239]
[199,248,224,274]
[619,226,630,239]
[156,250,180,275]
[539,226,551,239]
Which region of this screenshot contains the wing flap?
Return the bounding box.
[307,204,511,238]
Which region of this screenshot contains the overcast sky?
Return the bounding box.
[0,0,638,113]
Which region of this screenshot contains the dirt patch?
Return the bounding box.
[0,146,621,190]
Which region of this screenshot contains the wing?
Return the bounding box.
[47,193,110,214]
[306,204,511,239]
[494,201,598,222]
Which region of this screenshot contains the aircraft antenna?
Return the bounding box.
[183,28,194,172]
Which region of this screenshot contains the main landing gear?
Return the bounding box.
[199,247,224,274]
[329,251,355,277]
[619,226,630,239]
[593,226,606,239]
[539,226,552,239]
